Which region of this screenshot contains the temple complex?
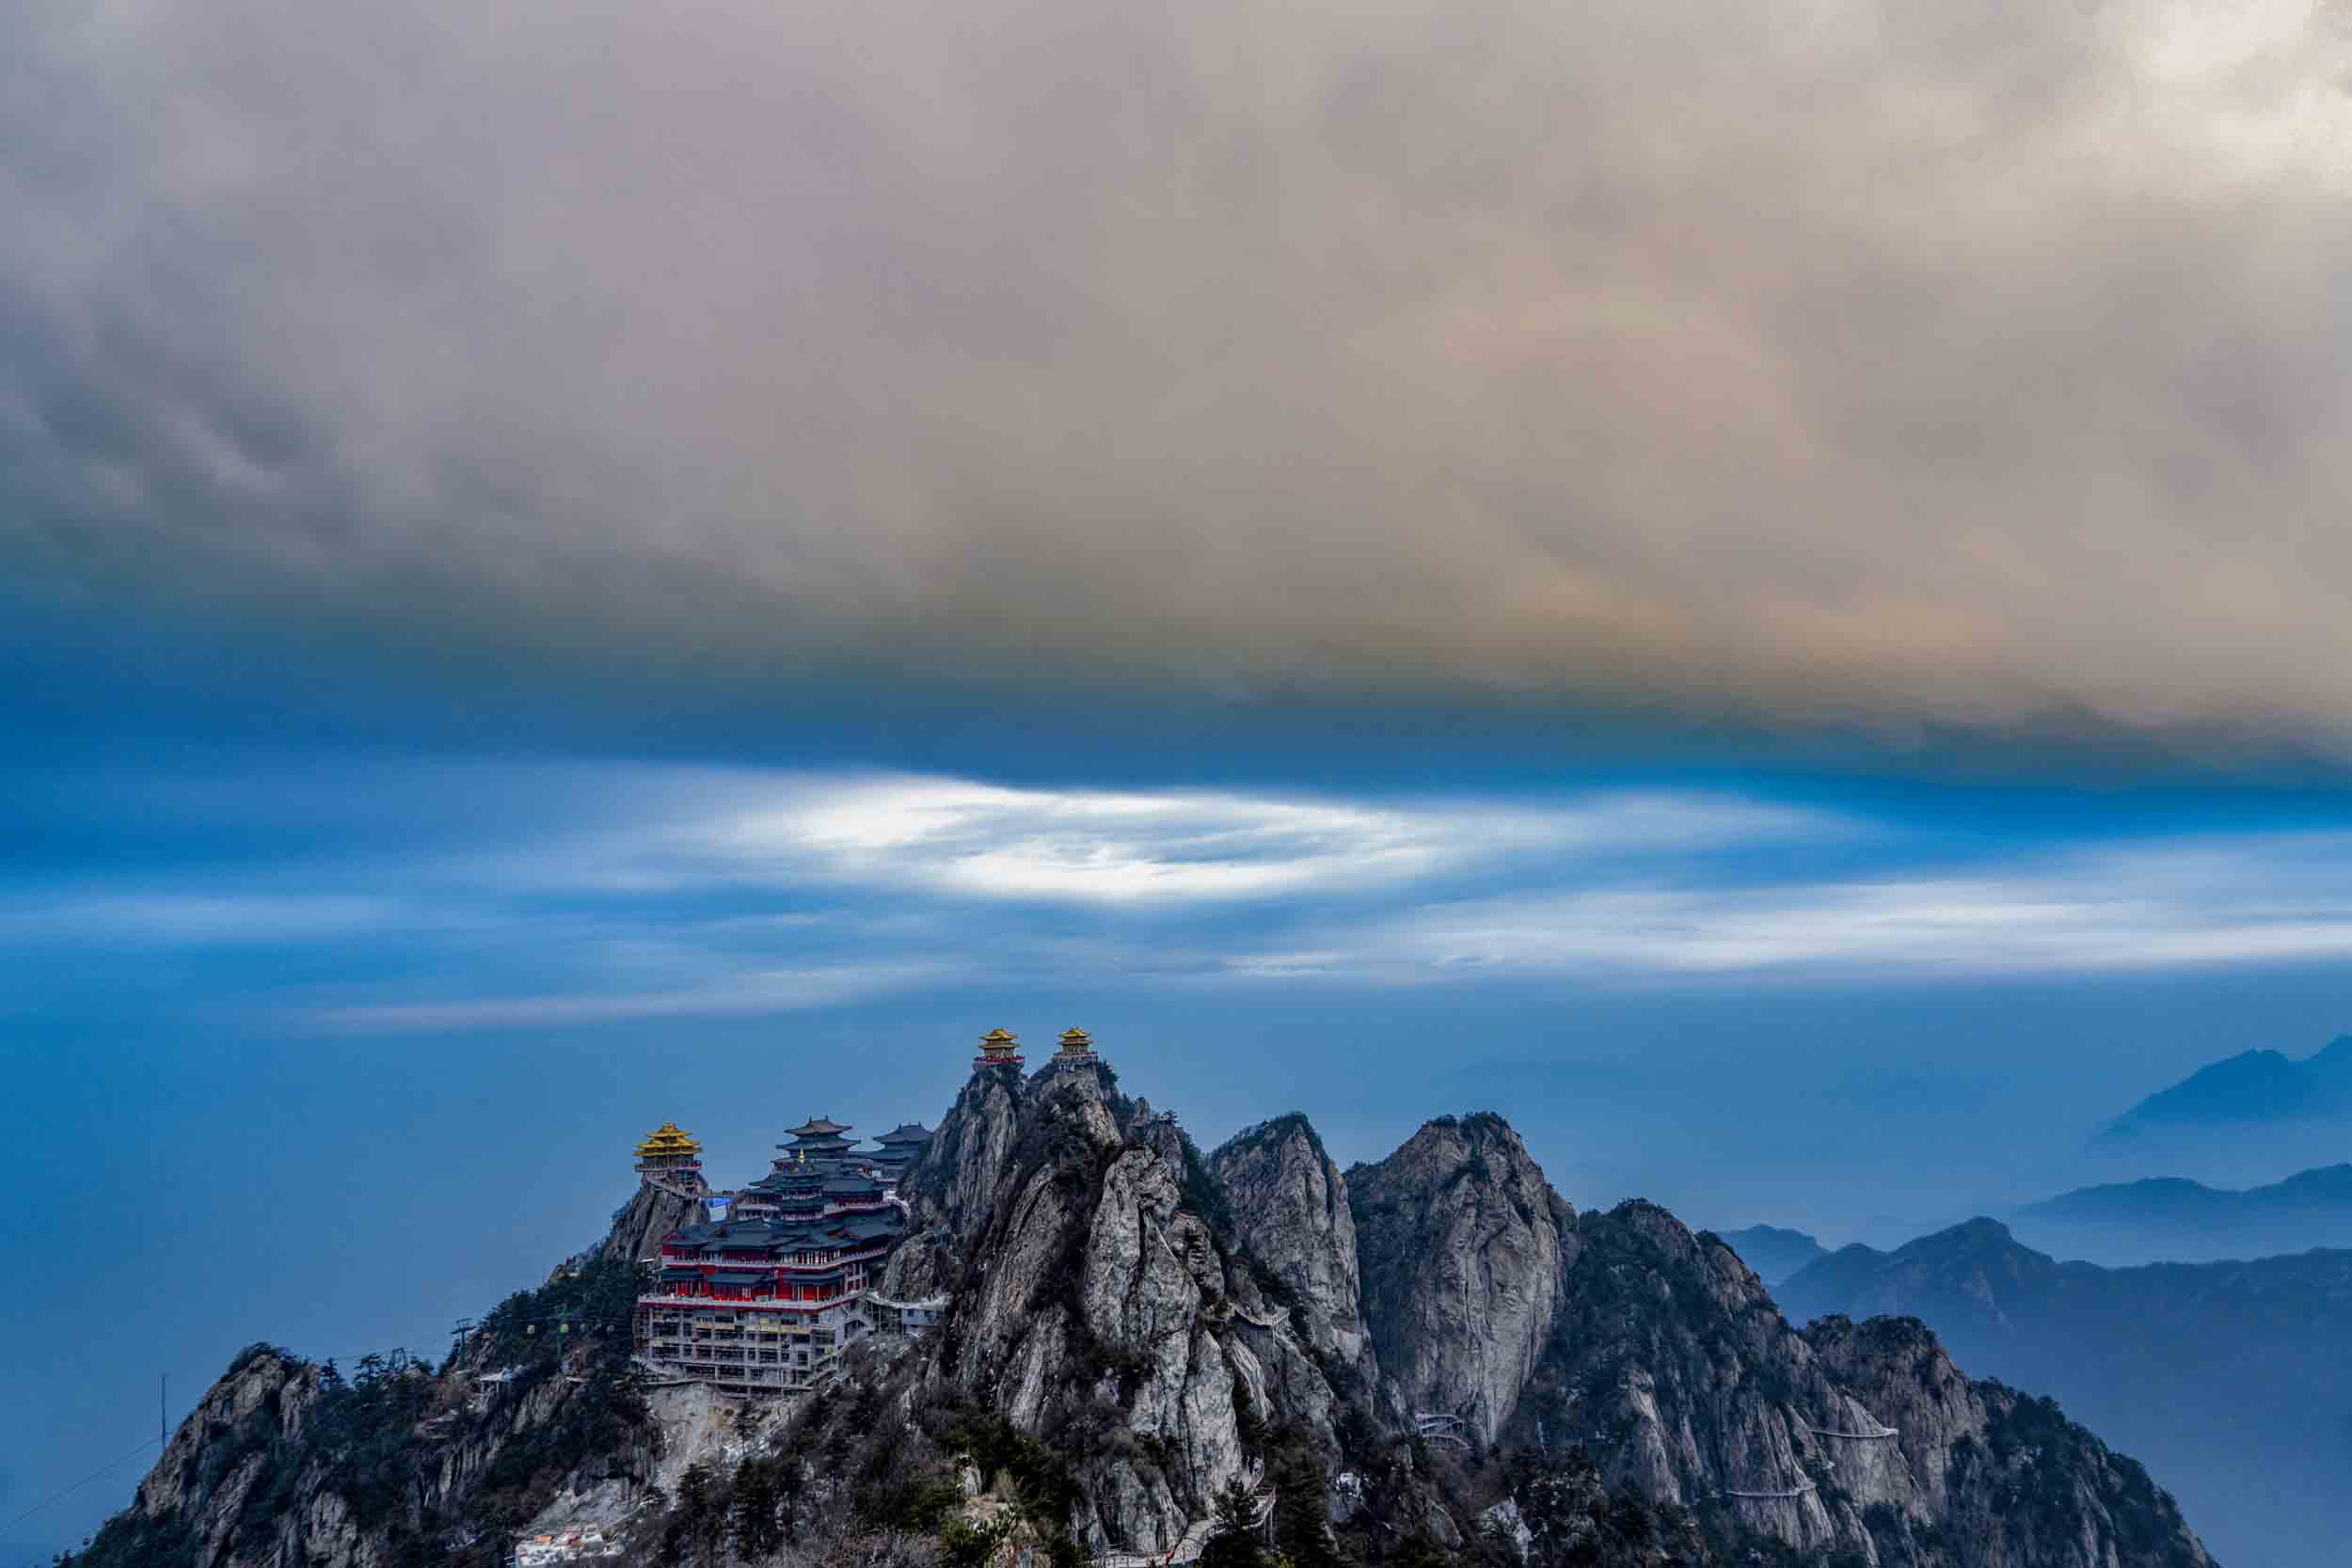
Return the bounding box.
[632,1026,1107,1394]
[635,1111,908,1396]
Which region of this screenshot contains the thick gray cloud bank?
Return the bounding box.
[7,0,2352,744]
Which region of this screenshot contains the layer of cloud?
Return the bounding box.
[304,961,948,1034]
[681,776,1834,901]
[1270,833,2352,979]
[6,0,2352,754]
[0,891,404,944]
[8,767,2352,1028]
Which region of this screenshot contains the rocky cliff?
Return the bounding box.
[881,1058,1036,1301]
[76,1062,2218,1568]
[602,1177,708,1265]
[1516,1201,2213,1567]
[886,1060,1385,1559]
[1349,1114,1577,1443]
[1208,1114,1378,1388]
[1783,1216,2352,1568]
[73,1257,659,1568]
[1805,1314,2212,1568]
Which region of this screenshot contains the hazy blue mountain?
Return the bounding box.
[1712,1222,1828,1283]
[1779,1218,2352,1568]
[2013,1162,2352,1264]
[2096,1035,2352,1145]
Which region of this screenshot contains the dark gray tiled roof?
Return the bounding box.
[786,1116,853,1135]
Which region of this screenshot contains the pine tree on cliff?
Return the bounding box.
[1200,1479,1266,1568]
[667,1460,725,1568]
[732,1456,786,1557]
[1272,1465,1341,1568]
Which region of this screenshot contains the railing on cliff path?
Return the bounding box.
[1721,1476,1818,1501]
[1089,1463,1272,1566]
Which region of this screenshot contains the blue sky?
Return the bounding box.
[8,711,2352,1560]
[9,0,2352,1556]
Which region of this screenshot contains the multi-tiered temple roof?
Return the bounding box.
[786,1116,852,1137]
[778,1115,856,1163]
[975,1026,1024,1068]
[1054,1026,1097,1060]
[634,1120,706,1178]
[635,1121,703,1160]
[868,1122,932,1183]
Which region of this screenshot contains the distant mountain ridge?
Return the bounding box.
[1779,1216,2352,1568]
[1712,1223,1828,1284]
[2013,1162,2352,1263]
[2096,1034,2352,1146]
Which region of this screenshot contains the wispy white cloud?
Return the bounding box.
[0,891,407,945]
[301,962,947,1034]
[685,774,1839,904]
[1237,833,2352,980]
[12,768,2352,1030]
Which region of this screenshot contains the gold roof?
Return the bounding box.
[1057,1027,1094,1053]
[977,1026,1021,1054]
[634,1121,703,1159]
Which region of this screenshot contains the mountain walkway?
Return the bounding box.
[1722,1477,1818,1501]
[1091,1463,1273,1567]
[1414,1412,1471,1450]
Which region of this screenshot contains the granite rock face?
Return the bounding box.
[93,1338,659,1568]
[1780,1215,2352,1565]
[1208,1114,1378,1388]
[1512,1200,2216,1568]
[914,1063,1276,1554]
[599,1178,707,1265]
[1349,1114,1579,1441]
[128,1349,324,1563]
[1808,1314,2216,1568]
[880,1059,1034,1299]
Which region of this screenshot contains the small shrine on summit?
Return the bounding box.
[633,1121,707,1190]
[1053,1026,1099,1064]
[974,1026,1025,1068]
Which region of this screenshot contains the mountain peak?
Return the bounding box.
[1712,1223,1829,1286]
[1209,1109,1327,1165]
[1902,1215,2026,1256]
[2093,1036,2352,1147]
[1349,1111,1576,1442]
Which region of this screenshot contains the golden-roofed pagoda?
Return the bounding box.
[975,1026,1024,1068]
[633,1121,707,1185]
[1055,1026,1097,1059]
[636,1121,702,1158]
